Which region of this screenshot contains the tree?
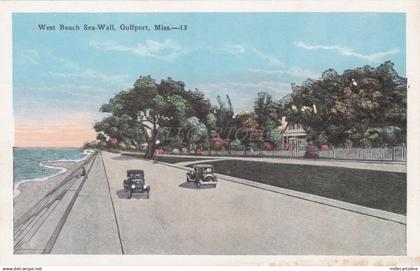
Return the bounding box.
[253,92,281,148]
[214,95,235,138]
[184,116,208,148]
[207,94,236,153]
[186,89,214,154]
[233,112,262,147]
[277,62,407,148]
[254,92,277,129]
[94,114,145,148]
[98,76,196,158]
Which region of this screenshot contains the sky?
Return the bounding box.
[13,13,406,147]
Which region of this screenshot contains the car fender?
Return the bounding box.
[202,174,216,182]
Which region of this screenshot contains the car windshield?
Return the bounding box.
[128,172,144,178]
[203,168,213,173]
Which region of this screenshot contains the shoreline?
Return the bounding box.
[13,150,94,220]
[13,162,68,198]
[13,161,79,220]
[13,149,94,198]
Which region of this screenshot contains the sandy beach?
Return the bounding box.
[13,159,86,221]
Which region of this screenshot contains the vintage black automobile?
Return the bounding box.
[123,169,151,199]
[186,164,218,188]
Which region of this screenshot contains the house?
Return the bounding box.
[279,117,307,150]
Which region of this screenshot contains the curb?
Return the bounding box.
[154,160,406,225]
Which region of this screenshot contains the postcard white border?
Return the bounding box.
[1,0,419,266]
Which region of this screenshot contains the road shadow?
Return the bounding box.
[178,182,217,190]
[111,155,137,161]
[116,189,149,200]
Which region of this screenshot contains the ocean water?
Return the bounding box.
[13,147,91,185]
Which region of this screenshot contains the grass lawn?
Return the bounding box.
[192,160,406,215]
[123,152,210,164]
[154,155,211,164]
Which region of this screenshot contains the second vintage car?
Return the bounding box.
[186,164,218,188]
[123,169,151,199]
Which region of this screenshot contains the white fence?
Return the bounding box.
[318,147,406,161]
[206,147,406,161]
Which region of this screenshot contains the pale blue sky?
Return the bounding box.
[13,12,406,145]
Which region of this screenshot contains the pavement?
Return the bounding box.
[39,151,406,255]
[51,154,122,254]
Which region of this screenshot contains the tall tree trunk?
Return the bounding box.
[207,131,212,156]
[145,125,158,159]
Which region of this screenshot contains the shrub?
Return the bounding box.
[304,143,319,158]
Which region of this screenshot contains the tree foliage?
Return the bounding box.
[96,76,212,158]
[94,62,406,155]
[277,62,406,147]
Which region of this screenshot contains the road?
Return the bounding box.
[50,151,406,255]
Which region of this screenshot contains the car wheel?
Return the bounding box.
[147,190,150,199]
[128,190,131,199]
[204,176,213,183]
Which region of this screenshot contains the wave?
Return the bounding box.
[43,149,93,163]
[13,150,93,198]
[13,163,68,198]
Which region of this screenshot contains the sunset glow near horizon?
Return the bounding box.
[15,113,98,147]
[13,13,405,147]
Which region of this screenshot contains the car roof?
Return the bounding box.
[127,169,144,174]
[194,164,213,168]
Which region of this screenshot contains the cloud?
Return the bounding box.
[223,44,245,56]
[222,44,281,66]
[248,67,319,79]
[251,48,282,66]
[89,39,186,61]
[49,69,129,83]
[16,49,40,64]
[47,54,129,84]
[16,111,101,129]
[49,54,80,70]
[14,85,108,100]
[214,81,290,93]
[294,41,399,63]
[15,48,129,85]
